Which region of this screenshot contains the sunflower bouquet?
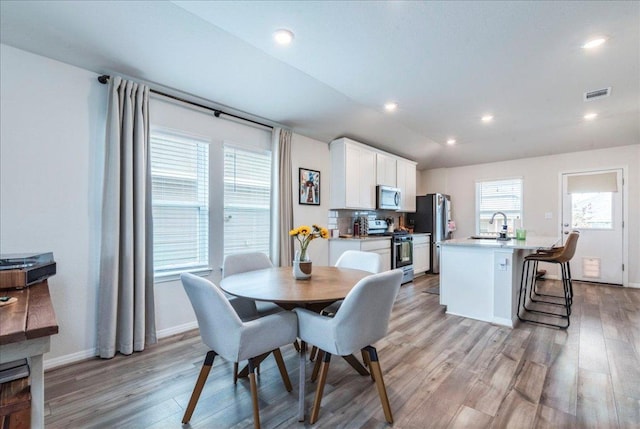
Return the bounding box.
[289,224,329,261]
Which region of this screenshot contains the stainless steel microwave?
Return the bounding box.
[376,185,401,210]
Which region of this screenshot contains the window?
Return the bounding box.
[476,178,523,234]
[571,192,613,229]
[223,145,272,257]
[150,130,209,277]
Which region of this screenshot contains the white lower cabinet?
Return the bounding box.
[412,233,430,275]
[329,238,392,272]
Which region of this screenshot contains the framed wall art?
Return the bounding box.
[299,168,320,205]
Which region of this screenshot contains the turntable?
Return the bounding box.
[0,252,57,289]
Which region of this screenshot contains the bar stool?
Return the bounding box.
[517,231,579,329]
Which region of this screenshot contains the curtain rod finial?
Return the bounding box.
[98,75,110,84]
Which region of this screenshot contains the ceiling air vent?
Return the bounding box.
[584,87,611,101]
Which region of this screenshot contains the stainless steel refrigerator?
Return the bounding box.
[407,193,452,274]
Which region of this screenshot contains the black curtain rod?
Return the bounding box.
[97,75,273,129]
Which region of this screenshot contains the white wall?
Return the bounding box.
[1,44,106,366]
[290,134,332,266]
[0,45,333,367]
[420,145,640,286]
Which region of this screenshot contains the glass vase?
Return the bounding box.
[293,250,312,279]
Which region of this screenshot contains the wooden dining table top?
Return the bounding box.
[219,266,370,304]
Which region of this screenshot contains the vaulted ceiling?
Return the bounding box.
[1,1,638,169]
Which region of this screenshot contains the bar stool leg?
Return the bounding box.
[518,259,570,329]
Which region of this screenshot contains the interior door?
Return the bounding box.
[561,169,623,285]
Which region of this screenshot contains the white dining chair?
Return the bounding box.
[294,269,403,424]
[180,273,298,429]
[322,250,383,315]
[309,250,383,363]
[223,252,283,317]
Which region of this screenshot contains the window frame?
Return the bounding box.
[475,177,524,235]
[150,127,212,282]
[222,142,273,259]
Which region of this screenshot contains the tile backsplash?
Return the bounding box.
[327,210,405,235]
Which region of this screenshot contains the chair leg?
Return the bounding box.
[293,340,301,352]
[182,350,217,424]
[310,352,332,425]
[309,345,318,362]
[364,346,393,424]
[361,348,375,381]
[311,350,324,382]
[518,259,570,329]
[272,348,293,392]
[233,362,239,384]
[248,358,261,429]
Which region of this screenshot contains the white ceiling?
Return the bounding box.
[1,1,638,169]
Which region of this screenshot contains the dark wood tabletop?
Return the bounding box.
[0,280,58,346]
[219,266,370,305]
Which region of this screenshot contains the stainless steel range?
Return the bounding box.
[366,220,413,284]
[392,232,413,284]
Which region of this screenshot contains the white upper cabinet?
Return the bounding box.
[330,137,416,211]
[330,138,376,209]
[396,158,417,212]
[376,152,397,187]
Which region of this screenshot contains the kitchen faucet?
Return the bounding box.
[489,212,510,240]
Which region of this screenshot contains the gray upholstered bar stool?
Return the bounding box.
[517,231,579,329]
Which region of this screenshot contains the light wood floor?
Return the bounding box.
[44,275,640,428]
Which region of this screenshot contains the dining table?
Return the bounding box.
[219,265,372,422]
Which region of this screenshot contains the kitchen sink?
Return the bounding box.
[469,235,514,240]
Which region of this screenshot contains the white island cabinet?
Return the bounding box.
[439,236,559,327]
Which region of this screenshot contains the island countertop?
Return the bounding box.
[439,236,560,250]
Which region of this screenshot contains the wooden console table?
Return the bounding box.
[0,280,58,429]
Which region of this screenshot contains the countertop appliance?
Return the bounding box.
[366,219,388,235]
[376,185,401,210]
[392,231,414,284]
[406,193,452,274]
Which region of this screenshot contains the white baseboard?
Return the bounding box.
[627,282,640,289]
[156,321,198,339]
[43,321,199,371]
[44,347,97,371]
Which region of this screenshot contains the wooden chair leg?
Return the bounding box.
[361,348,375,381]
[309,345,318,361]
[233,362,239,384]
[311,350,324,382]
[182,351,216,424]
[365,346,393,424]
[248,358,261,429]
[272,348,293,392]
[293,340,301,352]
[310,352,331,425]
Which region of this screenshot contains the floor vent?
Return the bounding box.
[584,87,611,101]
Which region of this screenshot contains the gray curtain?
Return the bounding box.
[97,76,156,358]
[271,128,293,267]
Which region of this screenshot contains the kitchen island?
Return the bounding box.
[439,236,559,327]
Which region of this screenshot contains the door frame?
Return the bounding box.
[557,166,629,287]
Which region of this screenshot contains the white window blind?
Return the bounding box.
[223,145,272,258]
[150,131,209,276]
[476,178,523,234]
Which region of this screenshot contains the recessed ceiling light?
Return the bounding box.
[481,115,494,123]
[584,112,598,120]
[384,102,398,112]
[446,139,456,145]
[582,38,606,49]
[273,29,294,45]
